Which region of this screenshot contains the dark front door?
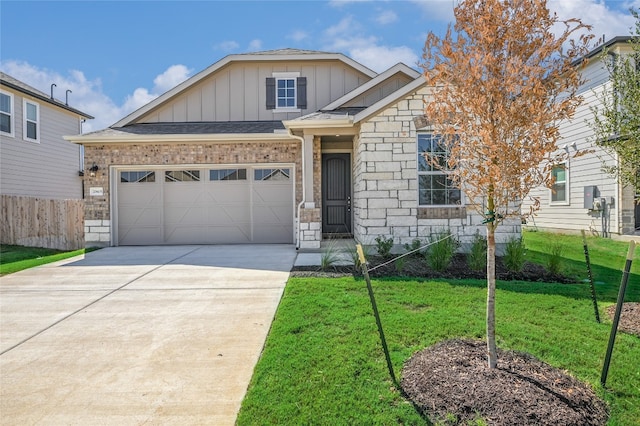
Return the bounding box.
[322,153,352,235]
[635,196,640,232]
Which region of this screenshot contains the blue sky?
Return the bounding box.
[1,0,638,131]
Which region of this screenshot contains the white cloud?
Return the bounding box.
[323,16,419,72]
[548,0,638,42]
[214,40,240,51]
[375,10,398,25]
[152,64,192,94]
[288,30,309,42]
[410,0,455,22]
[0,60,192,132]
[248,39,263,51]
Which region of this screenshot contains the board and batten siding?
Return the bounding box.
[0,89,83,199]
[343,74,415,108]
[524,57,626,235]
[136,60,372,123]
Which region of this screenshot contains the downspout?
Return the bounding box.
[288,129,306,250]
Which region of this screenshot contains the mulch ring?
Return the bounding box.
[606,302,640,337]
[401,339,608,426]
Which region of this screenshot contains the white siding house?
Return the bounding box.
[524,37,639,237]
[1,72,93,199]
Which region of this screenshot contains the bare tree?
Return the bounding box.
[421,0,592,368]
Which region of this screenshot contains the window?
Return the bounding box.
[121,171,155,183]
[277,78,296,108]
[550,163,568,204]
[254,168,290,181]
[210,169,247,181]
[23,100,39,142]
[165,170,200,182]
[417,133,461,206]
[0,91,13,136]
[266,73,306,110]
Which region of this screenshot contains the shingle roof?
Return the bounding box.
[108,121,286,135]
[241,48,335,56]
[0,72,94,119]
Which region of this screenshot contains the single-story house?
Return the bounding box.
[66,48,520,249]
[524,37,639,237]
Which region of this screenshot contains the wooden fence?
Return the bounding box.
[0,195,84,251]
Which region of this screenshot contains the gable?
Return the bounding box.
[118,51,376,127]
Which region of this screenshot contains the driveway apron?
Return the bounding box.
[0,245,296,425]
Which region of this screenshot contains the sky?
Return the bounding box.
[1,0,639,132]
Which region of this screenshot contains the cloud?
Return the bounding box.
[214,40,240,51]
[323,16,419,72]
[409,0,455,22]
[248,39,263,51]
[288,30,309,42]
[548,0,638,42]
[152,64,192,94]
[375,10,398,25]
[0,60,192,132]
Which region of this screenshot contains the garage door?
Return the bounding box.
[117,167,293,245]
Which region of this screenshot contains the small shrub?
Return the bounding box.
[394,256,408,274]
[547,241,564,275]
[375,236,394,258]
[468,231,487,272]
[425,229,459,272]
[320,241,340,271]
[403,239,425,257]
[503,237,526,272]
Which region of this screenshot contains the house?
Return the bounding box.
[524,37,639,237]
[65,48,520,249]
[0,72,94,250]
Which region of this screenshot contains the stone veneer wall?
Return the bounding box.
[353,86,521,251]
[83,140,304,246]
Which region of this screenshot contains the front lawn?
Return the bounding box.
[238,232,639,425]
[0,244,91,276]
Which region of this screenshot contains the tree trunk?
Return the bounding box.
[486,223,498,368]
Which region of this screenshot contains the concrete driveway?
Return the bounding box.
[0,245,296,425]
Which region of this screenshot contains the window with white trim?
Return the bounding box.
[23,100,39,142]
[266,72,306,111]
[417,133,462,206]
[550,163,568,204]
[277,78,296,108]
[0,91,14,136]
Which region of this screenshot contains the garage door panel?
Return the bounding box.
[117,166,293,245]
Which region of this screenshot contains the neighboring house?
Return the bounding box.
[66,48,520,248]
[1,72,93,199]
[0,72,94,250]
[525,37,639,237]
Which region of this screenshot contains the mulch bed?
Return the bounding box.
[401,339,609,426]
[291,253,573,283]
[606,302,640,337]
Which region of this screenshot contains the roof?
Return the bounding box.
[112,48,377,128]
[111,121,285,135]
[0,72,94,119]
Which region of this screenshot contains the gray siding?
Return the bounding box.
[0,88,83,199]
[137,60,372,123]
[344,74,415,107]
[524,55,632,235]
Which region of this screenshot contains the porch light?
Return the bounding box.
[89,163,99,177]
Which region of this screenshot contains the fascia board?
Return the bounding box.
[322,63,421,111]
[353,77,428,124]
[113,52,377,128]
[283,118,353,129]
[64,132,293,144]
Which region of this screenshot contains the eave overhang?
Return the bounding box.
[64,132,295,145]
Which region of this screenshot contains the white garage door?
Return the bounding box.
[116,167,293,245]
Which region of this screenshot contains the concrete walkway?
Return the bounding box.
[0,245,296,425]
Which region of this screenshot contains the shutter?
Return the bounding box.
[297,77,307,109]
[266,77,276,110]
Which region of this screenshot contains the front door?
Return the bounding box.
[322,153,352,235]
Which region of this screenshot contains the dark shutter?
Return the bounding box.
[266,77,276,110]
[297,77,307,109]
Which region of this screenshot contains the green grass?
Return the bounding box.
[238,231,640,425]
[0,244,92,275]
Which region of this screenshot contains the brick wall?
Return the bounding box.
[83,140,302,246]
